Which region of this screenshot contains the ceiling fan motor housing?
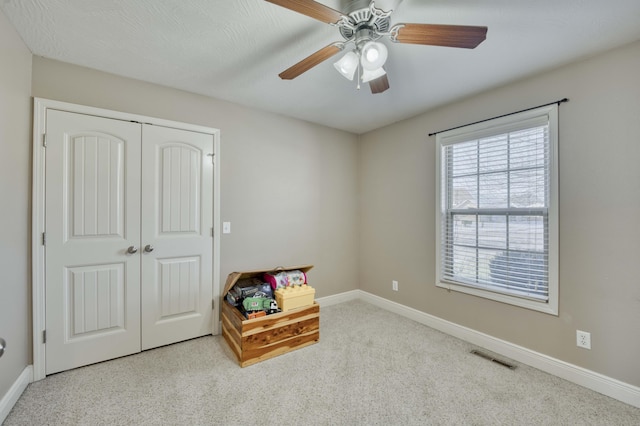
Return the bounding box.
[339,0,391,41]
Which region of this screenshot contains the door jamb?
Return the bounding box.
[31,98,222,381]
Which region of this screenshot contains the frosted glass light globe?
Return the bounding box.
[361,41,388,71]
[333,51,359,80]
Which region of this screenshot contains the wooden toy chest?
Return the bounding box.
[221,265,319,367]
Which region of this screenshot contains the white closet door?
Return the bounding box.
[45,110,142,375]
[140,125,214,350]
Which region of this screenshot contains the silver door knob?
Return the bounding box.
[127,246,138,254]
[144,244,154,253]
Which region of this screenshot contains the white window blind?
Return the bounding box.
[436,105,558,314]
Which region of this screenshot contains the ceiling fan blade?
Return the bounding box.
[369,74,390,94]
[391,23,487,48]
[265,0,345,24]
[279,43,343,80]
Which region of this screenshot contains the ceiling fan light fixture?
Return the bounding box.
[360,41,388,70]
[334,51,359,80]
[267,0,489,94]
[361,66,386,83]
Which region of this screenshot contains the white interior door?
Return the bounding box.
[140,125,214,350]
[45,110,142,375]
[44,110,215,374]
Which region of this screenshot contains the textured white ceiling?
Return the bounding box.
[2,0,640,134]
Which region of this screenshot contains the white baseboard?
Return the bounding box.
[0,365,32,424]
[316,290,360,307]
[354,290,640,409]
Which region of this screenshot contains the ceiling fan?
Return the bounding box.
[265,0,487,94]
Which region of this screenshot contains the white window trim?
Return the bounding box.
[435,104,559,315]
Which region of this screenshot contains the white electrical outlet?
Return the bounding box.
[392,280,398,291]
[576,330,591,349]
[222,222,231,234]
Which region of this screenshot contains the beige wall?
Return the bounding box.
[0,11,32,400]
[31,56,360,299]
[359,40,640,387]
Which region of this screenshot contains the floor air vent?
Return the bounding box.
[470,350,517,370]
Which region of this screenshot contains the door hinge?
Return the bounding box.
[42,232,46,246]
[212,299,215,310]
[211,227,214,237]
[207,153,214,164]
[42,330,46,344]
[42,134,47,147]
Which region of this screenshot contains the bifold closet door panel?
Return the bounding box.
[44,110,142,375]
[140,124,214,350]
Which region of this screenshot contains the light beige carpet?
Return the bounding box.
[5,300,640,425]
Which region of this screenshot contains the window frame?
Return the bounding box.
[435,105,559,315]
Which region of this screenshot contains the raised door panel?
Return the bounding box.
[67,264,125,338]
[158,257,200,318]
[45,110,141,375]
[160,145,201,234]
[69,134,124,239]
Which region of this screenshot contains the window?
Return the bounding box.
[435,105,558,314]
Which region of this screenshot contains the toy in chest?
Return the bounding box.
[221,265,319,367]
[263,270,307,289]
[225,269,313,319]
[226,277,280,319]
